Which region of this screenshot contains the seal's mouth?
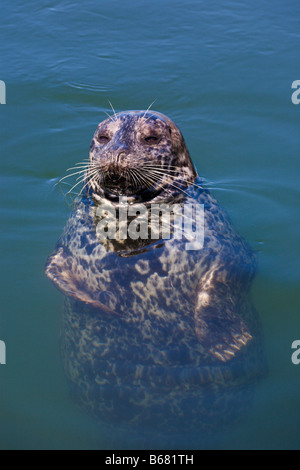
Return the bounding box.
[97,167,165,201]
[85,163,194,203]
[101,178,164,203]
[102,174,129,190]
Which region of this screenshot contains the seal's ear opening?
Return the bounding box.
[45,247,118,314]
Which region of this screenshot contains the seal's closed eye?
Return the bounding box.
[144,136,160,143]
[97,134,110,144]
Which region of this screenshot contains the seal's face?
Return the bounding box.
[86,110,197,201]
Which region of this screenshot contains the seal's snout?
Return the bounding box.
[107,151,131,177]
[108,141,130,167]
[113,148,130,167]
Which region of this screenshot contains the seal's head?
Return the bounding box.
[86,110,197,202]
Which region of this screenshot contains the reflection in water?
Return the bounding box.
[46,180,266,448]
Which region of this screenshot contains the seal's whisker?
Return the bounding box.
[68,160,89,168]
[140,169,192,198]
[133,168,171,192]
[86,164,100,175]
[134,171,151,190]
[134,172,154,190]
[140,165,185,174]
[85,168,101,183]
[128,169,141,189]
[140,167,204,192]
[86,161,100,171]
[128,172,137,190]
[58,169,87,184]
[57,181,84,206]
[133,168,176,196]
[132,169,156,190]
[75,175,88,184]
[59,167,98,191]
[84,168,103,193]
[73,159,89,163]
[130,168,152,190]
[158,178,194,198]
[85,165,100,176]
[56,180,73,188]
[144,113,156,123]
[142,99,157,119]
[56,183,77,207]
[135,170,164,186]
[66,179,85,195]
[140,164,179,170]
[58,181,71,186]
[142,168,184,183]
[79,172,99,196]
[141,167,177,178]
[140,163,194,172]
[86,166,101,177]
[104,111,113,120]
[138,163,181,172]
[66,168,100,195]
[67,163,89,169]
[79,178,95,196]
[66,166,88,172]
[76,170,96,182]
[65,168,87,175]
[160,179,192,198]
[108,100,118,122]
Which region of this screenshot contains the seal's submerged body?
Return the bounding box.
[46,111,265,439]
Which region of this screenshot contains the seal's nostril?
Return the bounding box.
[117,150,127,163]
[118,151,127,158]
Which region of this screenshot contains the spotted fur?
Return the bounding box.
[45,111,265,434]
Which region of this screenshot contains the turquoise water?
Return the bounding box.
[1,0,300,449]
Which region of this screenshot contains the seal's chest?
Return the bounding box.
[84,239,199,321]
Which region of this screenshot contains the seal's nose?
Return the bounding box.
[116,150,128,162]
[110,142,129,167]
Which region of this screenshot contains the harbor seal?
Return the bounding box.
[45,110,265,442]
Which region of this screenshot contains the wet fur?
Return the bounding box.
[45,110,265,433]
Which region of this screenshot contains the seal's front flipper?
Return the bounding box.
[194,295,252,363]
[45,247,118,315]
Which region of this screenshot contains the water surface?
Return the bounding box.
[0,0,300,449]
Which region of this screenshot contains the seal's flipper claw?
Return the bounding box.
[45,248,119,315]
